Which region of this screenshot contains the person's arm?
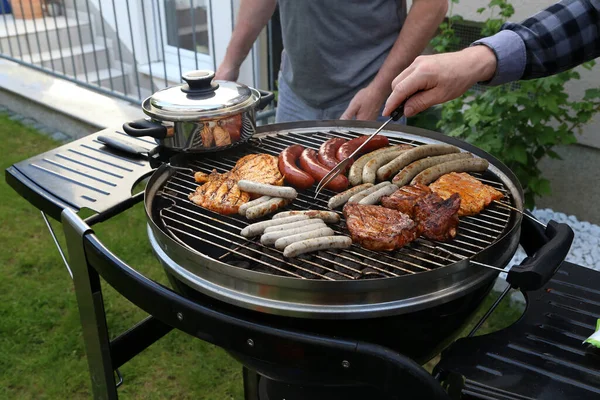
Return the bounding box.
[383,0,600,117]
[215,0,277,81]
[474,0,600,85]
[340,0,448,120]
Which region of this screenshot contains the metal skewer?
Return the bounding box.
[493,200,547,228]
[434,246,507,272]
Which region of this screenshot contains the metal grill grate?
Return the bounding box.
[155,129,513,281]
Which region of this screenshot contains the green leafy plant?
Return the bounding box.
[432,0,600,207]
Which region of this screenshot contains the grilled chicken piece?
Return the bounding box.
[231,154,285,186]
[189,174,250,215]
[194,170,213,183]
[343,203,418,251]
[380,184,431,217]
[213,125,232,146]
[189,154,283,215]
[414,192,461,241]
[201,124,214,148]
[430,172,503,216]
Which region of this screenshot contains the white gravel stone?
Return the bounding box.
[507,207,600,271]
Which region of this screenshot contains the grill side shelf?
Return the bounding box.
[436,263,600,399]
[7,128,155,220]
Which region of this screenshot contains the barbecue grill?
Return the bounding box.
[147,122,521,317]
[7,120,593,400]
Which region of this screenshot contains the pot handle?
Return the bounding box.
[257,89,275,110]
[123,119,168,139]
[508,219,574,291]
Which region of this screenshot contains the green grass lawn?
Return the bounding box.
[0,113,523,398]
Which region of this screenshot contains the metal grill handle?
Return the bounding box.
[507,220,574,291]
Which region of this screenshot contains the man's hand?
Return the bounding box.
[215,62,240,81]
[383,46,497,118]
[340,84,389,121]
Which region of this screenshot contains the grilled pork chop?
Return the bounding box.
[380,184,431,217]
[414,192,461,241]
[343,203,418,251]
[189,154,283,214]
[430,172,503,216]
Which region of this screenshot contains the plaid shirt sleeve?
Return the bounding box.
[472,0,600,85]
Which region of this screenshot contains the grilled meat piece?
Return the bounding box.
[343,203,418,251]
[200,124,214,148]
[213,125,232,146]
[189,171,250,215]
[189,154,283,215]
[380,183,431,217]
[414,193,461,241]
[430,172,503,216]
[232,154,284,186]
[194,171,212,183]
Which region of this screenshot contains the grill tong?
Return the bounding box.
[314,104,405,197]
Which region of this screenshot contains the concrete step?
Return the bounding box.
[0,15,92,54]
[24,42,110,76]
[75,68,128,95]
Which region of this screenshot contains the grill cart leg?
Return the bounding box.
[63,212,118,399]
[243,368,260,400]
[466,284,512,337]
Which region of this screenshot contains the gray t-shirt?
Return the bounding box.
[278,0,406,109]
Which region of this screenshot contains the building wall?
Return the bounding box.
[408,0,600,148]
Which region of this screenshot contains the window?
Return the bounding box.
[160,0,213,71]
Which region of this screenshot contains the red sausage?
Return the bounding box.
[336,135,390,162]
[278,145,315,190]
[318,137,347,169]
[299,148,349,192]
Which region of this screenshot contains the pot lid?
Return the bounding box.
[142,70,259,120]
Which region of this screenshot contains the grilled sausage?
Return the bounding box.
[347,182,392,204]
[411,158,490,185]
[362,149,409,184]
[358,184,400,205]
[318,137,347,169]
[241,215,309,237]
[347,145,413,186]
[264,219,325,233]
[278,145,315,190]
[283,236,353,258]
[299,148,349,192]
[327,183,374,209]
[238,195,272,216]
[261,222,328,245]
[274,227,336,250]
[336,135,390,163]
[376,144,461,181]
[245,197,292,220]
[237,180,298,199]
[273,210,341,223]
[392,153,474,186]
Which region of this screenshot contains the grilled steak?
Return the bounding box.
[430,172,503,216]
[343,203,418,251]
[189,154,283,215]
[414,193,461,241]
[380,183,431,217]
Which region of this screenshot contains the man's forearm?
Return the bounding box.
[474,0,600,85]
[370,0,448,94]
[222,0,277,68]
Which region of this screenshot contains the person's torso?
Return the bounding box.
[278,0,406,108]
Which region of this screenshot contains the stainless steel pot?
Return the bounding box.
[122,70,274,152]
